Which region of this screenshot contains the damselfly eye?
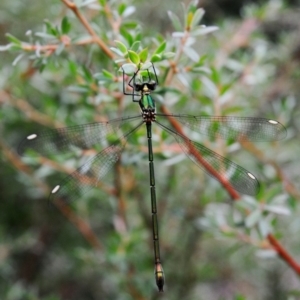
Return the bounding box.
[134,82,143,91]
[147,80,157,91]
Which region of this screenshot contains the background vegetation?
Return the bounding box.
[1,0,300,299]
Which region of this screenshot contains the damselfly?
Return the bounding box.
[18,63,286,292]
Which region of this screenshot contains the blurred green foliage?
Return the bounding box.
[1,0,300,299]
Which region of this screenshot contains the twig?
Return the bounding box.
[21,37,95,53]
[61,0,114,59]
[267,234,300,274]
[54,198,102,250]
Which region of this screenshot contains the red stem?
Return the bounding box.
[268,234,300,274]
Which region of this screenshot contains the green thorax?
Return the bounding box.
[140,94,155,111]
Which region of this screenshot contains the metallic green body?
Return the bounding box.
[140,94,155,110]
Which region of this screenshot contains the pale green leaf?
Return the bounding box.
[128,50,140,64]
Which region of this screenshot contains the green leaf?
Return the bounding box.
[61,16,71,34]
[68,60,78,75]
[187,0,199,14]
[186,11,194,28]
[130,41,140,52]
[139,47,148,63]
[121,21,138,30]
[128,50,140,65]
[98,0,106,6]
[210,67,220,84]
[44,20,59,36]
[154,41,166,55]
[102,69,115,80]
[220,83,233,96]
[82,65,93,82]
[118,3,126,16]
[5,33,21,46]
[120,27,134,46]
[115,40,127,54]
[150,54,161,63]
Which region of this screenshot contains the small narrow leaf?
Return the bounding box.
[120,27,134,45]
[82,65,93,82]
[150,54,161,63]
[6,33,22,46]
[68,61,78,75]
[168,11,182,31]
[61,16,71,34]
[121,63,136,75]
[55,43,65,55]
[139,48,148,63]
[264,205,290,215]
[191,25,219,36]
[35,32,57,40]
[102,69,115,80]
[44,20,59,36]
[12,53,25,66]
[210,67,220,84]
[187,0,199,13]
[79,0,97,7]
[162,52,175,59]
[118,3,126,15]
[0,44,13,51]
[115,40,127,54]
[122,6,136,18]
[191,8,204,29]
[130,41,141,52]
[172,32,185,38]
[183,47,199,62]
[245,209,261,228]
[140,61,152,70]
[186,11,194,28]
[258,219,270,237]
[154,41,166,55]
[128,50,140,65]
[110,47,125,57]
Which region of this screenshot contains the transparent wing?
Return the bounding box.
[156,114,287,141]
[49,144,124,203]
[155,120,260,196]
[18,116,143,203]
[49,120,144,203]
[18,115,142,156]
